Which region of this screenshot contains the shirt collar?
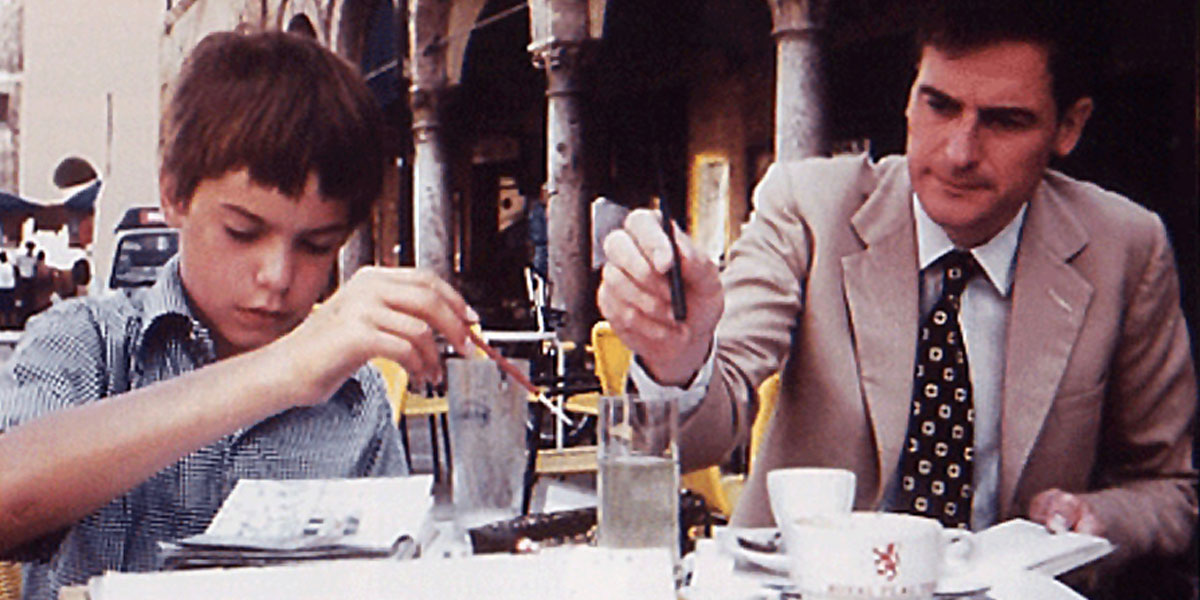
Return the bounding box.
[912,194,1025,297]
[135,255,216,358]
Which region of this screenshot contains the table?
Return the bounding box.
[72,547,676,600]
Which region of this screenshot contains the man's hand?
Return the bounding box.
[1028,488,1106,536]
[277,267,478,406]
[597,208,723,386]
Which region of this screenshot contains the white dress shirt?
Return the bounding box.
[907,194,1024,530]
[631,194,1026,531]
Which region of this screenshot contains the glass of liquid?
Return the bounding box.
[597,393,681,583]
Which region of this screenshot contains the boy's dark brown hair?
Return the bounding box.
[161,31,384,225]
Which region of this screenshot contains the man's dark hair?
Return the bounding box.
[915,0,1106,117]
[161,31,384,225]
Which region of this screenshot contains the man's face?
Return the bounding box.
[163,169,350,358]
[905,41,1091,247]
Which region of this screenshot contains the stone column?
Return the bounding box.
[529,0,591,349]
[772,0,827,161]
[410,86,452,280]
[531,40,590,348]
[409,0,452,281]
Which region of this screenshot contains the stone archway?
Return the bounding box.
[286,13,319,38]
[279,0,329,42]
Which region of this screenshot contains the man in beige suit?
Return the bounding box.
[598,0,1195,587]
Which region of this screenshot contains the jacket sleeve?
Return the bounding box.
[1079,215,1197,563]
[678,162,814,472]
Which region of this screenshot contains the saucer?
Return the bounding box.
[935,573,991,597]
[717,526,993,598]
[717,527,789,575]
[730,527,783,554]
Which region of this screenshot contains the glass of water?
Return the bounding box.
[596,393,680,580]
[446,358,528,531]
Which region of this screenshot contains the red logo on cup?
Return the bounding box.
[873,543,900,581]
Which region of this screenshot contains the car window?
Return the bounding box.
[110,231,178,289]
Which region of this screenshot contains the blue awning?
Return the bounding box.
[0,190,41,213]
[63,180,101,212]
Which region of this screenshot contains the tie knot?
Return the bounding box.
[940,250,978,296]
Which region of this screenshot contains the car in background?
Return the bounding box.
[114,205,169,231]
[106,206,178,292]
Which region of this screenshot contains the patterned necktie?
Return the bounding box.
[896,250,978,529]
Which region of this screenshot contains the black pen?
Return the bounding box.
[653,146,687,322]
[658,193,687,322]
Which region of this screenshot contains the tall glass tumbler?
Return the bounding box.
[597,394,681,578]
[446,358,528,530]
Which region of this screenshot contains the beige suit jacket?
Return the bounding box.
[681,154,1197,561]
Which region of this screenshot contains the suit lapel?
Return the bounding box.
[843,160,920,503]
[998,182,1092,516]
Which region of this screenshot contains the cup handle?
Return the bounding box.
[941,529,975,575]
[720,533,791,574]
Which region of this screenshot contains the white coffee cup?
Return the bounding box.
[766,467,857,526]
[782,512,975,600]
[723,467,856,574]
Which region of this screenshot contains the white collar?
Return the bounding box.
[912,194,1025,297]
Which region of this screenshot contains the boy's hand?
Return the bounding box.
[279,267,478,406]
[597,208,724,387]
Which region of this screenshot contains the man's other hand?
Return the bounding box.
[1029,488,1106,537]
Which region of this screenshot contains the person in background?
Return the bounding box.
[29,250,54,315]
[528,188,549,281]
[13,241,36,327]
[69,258,90,298]
[0,30,478,600]
[0,251,15,329]
[598,0,1194,595]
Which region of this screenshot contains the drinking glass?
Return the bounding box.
[446,358,528,530]
[596,393,680,580]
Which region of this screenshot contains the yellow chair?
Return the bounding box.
[370,357,408,424]
[751,372,782,467]
[592,321,633,395]
[369,357,451,481]
[0,560,18,600]
[590,321,733,517]
[720,371,783,509]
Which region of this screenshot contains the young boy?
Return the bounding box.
[0,31,476,599]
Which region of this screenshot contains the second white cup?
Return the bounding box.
[766,467,857,526]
